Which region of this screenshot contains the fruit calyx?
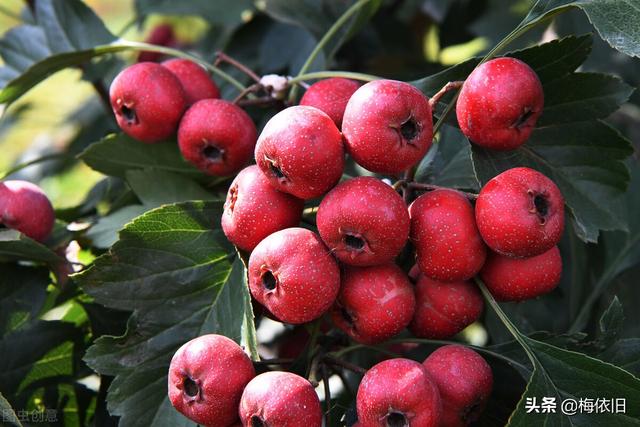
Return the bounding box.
[181,373,202,402]
[119,103,139,125]
[340,231,373,256]
[250,415,267,427]
[201,141,225,163]
[395,115,421,144]
[264,155,289,184]
[528,189,549,225]
[511,107,535,130]
[260,267,278,292]
[224,184,238,213]
[385,410,409,427]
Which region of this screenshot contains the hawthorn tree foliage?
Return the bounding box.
[0,0,639,426]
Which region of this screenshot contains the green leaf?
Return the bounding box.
[0,392,22,427]
[0,25,50,86]
[76,201,253,427]
[599,296,624,347]
[125,169,215,207]
[0,265,49,337]
[135,0,254,26]
[79,134,203,180]
[85,205,148,249]
[0,230,63,265]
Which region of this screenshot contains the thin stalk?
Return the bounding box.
[0,153,71,180]
[288,71,379,86]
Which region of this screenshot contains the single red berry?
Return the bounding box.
[0,180,55,242]
[239,371,322,427]
[475,167,564,258]
[248,227,340,324]
[409,189,486,282]
[357,358,442,427]
[409,274,483,339]
[299,77,361,128]
[162,58,220,105]
[317,177,410,266]
[178,99,257,176]
[138,24,177,62]
[423,345,493,427]
[254,105,344,200]
[342,79,433,174]
[480,246,562,301]
[168,334,255,427]
[332,264,416,344]
[456,57,544,150]
[222,165,303,252]
[110,62,187,143]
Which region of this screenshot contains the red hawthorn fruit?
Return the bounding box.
[357,358,442,427]
[162,58,220,105]
[110,62,187,143]
[138,24,178,62]
[254,105,344,200]
[475,167,564,258]
[342,79,433,174]
[480,246,562,301]
[299,77,361,128]
[222,165,304,252]
[409,189,486,282]
[168,334,255,427]
[332,264,416,344]
[178,99,257,176]
[456,57,544,150]
[317,176,410,266]
[239,371,322,427]
[423,345,493,427]
[247,227,340,324]
[0,180,55,242]
[409,274,484,339]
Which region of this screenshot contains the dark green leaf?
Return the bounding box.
[125,169,215,207]
[76,201,251,427]
[0,230,63,264]
[0,264,49,337]
[0,25,50,87]
[135,0,254,26]
[598,296,624,347]
[598,339,640,376]
[85,205,148,249]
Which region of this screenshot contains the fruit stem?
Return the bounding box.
[288,71,379,86]
[289,0,376,102]
[0,153,72,180]
[321,364,331,424]
[322,355,367,374]
[233,83,263,104]
[215,51,261,83]
[253,358,294,366]
[429,81,464,110]
[407,182,478,200]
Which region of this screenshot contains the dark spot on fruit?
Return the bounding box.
[512,108,534,129]
[534,194,548,217]
[400,117,419,140]
[203,144,224,162]
[344,234,365,250]
[251,416,265,427]
[386,411,409,427]
[121,105,138,125]
[270,162,285,179]
[183,377,199,397]
[262,270,277,291]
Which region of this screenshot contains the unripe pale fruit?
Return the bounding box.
[239,371,322,427]
[342,79,433,174]
[299,78,360,128]
[168,334,255,427]
[222,165,303,252]
[248,227,340,324]
[475,167,564,258]
[410,274,483,339]
[162,58,220,105]
[480,246,562,301]
[0,180,55,242]
[110,62,187,143]
[254,106,344,200]
[178,99,257,176]
[357,358,442,427]
[332,264,416,344]
[409,189,486,281]
[423,345,493,427]
[456,57,544,150]
[317,177,410,266]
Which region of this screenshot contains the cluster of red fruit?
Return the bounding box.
[169,334,492,427]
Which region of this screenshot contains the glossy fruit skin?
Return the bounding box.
[168,334,255,427]
[342,79,433,174]
[299,78,361,128]
[480,246,562,301]
[332,264,416,344]
[0,180,55,242]
[138,24,177,62]
[178,99,257,176]
[254,106,344,200]
[357,358,442,427]
[409,189,486,281]
[456,57,544,151]
[162,59,220,105]
[423,345,493,427]
[239,371,322,427]
[410,275,483,339]
[475,167,564,258]
[222,165,303,252]
[110,62,187,143]
[248,227,340,324]
[317,177,410,266]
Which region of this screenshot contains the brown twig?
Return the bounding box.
[407,182,478,200]
[237,97,286,109]
[322,355,367,375]
[252,358,294,366]
[215,51,261,83]
[233,83,263,104]
[429,81,464,110]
